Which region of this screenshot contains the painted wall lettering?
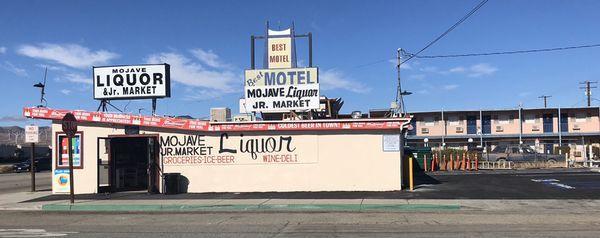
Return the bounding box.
[160,133,304,165]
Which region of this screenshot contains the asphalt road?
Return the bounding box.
[0,171,51,194]
[0,209,599,237]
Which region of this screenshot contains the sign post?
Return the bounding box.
[25,125,38,192]
[61,113,77,204]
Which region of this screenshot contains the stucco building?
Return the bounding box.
[406,107,600,162]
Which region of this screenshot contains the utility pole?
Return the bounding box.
[538,95,551,108]
[579,81,597,107]
[395,48,411,117]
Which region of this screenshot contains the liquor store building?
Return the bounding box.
[23,107,410,194]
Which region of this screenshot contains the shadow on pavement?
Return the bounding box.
[21,169,600,202]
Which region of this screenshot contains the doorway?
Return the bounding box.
[97,136,159,193]
[467,116,477,134]
[543,114,553,133]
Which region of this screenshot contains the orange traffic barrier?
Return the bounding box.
[462,152,466,171]
[466,153,471,170]
[449,153,454,171]
[441,155,447,171]
[475,153,479,171]
[423,154,428,172]
[431,153,436,172]
[440,155,448,171]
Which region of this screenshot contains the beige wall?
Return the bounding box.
[51,122,403,194]
[51,122,125,194]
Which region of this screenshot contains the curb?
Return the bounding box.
[42,203,460,212]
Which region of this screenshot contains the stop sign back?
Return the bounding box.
[61,113,77,137]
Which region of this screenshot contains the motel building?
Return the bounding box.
[22,24,413,195]
[405,107,600,162]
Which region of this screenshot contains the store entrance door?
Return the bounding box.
[103,136,159,193]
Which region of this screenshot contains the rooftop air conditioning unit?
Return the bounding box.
[456,127,464,133]
[573,125,580,131]
[421,128,429,134]
[532,125,540,132]
[210,107,231,122]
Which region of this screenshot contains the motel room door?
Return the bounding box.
[97,137,111,193]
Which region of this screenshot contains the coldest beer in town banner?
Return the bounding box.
[93,64,171,100]
[243,68,319,112]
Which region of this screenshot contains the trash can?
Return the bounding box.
[163,173,181,195]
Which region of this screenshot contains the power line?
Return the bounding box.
[411,43,600,59]
[401,0,489,64]
[349,42,600,70]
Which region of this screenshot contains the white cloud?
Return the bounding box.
[17,43,118,69]
[441,63,498,77]
[60,89,71,95]
[448,66,466,73]
[37,64,67,72]
[0,115,27,122]
[443,84,459,90]
[182,89,228,101]
[189,49,230,69]
[468,63,498,77]
[146,51,239,99]
[518,92,531,97]
[408,74,426,81]
[416,89,429,94]
[57,73,91,85]
[320,69,371,93]
[0,47,6,54]
[0,61,28,77]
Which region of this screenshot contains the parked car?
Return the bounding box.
[484,145,565,164]
[12,157,51,172]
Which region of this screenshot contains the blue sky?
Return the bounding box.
[1,0,600,126]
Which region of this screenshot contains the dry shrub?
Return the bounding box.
[0,165,13,173]
[513,161,564,169]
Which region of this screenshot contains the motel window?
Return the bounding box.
[524,114,538,124]
[448,116,461,126]
[498,115,513,125]
[575,113,587,123]
[423,117,435,126]
[56,133,83,169]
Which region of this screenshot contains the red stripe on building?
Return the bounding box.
[23,107,410,132]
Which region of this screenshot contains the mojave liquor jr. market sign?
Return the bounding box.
[159,132,319,166]
[93,64,171,100]
[242,67,319,113]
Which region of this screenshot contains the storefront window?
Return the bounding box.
[56,133,83,169]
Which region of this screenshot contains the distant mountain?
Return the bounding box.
[0,126,51,145]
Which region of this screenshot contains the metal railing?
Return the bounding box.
[478,161,514,170]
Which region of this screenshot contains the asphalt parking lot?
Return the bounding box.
[418,168,600,199]
[24,168,600,202]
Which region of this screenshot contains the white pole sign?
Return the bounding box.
[267,29,293,69]
[93,64,171,100]
[25,125,39,143]
[243,68,319,113]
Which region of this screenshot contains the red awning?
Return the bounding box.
[23,107,410,132]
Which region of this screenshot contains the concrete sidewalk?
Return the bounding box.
[3,191,600,213]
